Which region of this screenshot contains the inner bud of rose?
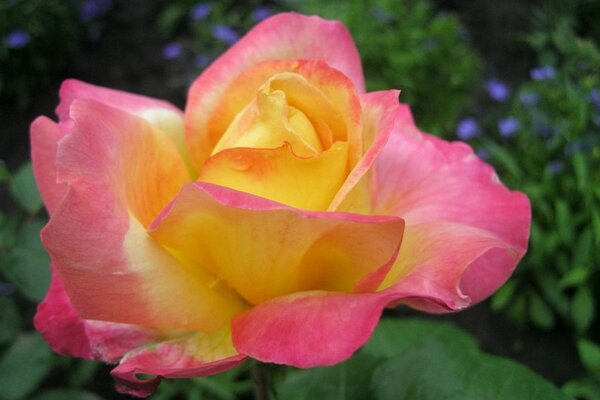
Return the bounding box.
[211,72,345,158]
[197,61,363,210]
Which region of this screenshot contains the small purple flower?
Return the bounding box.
[5,29,29,49]
[476,148,490,161]
[456,117,479,140]
[0,282,15,296]
[194,54,210,68]
[498,117,520,138]
[547,160,563,175]
[190,3,211,21]
[371,7,393,23]
[534,121,554,137]
[252,6,272,22]
[80,0,112,23]
[212,24,240,45]
[485,79,510,102]
[519,91,539,107]
[162,42,183,60]
[530,65,556,81]
[589,88,600,110]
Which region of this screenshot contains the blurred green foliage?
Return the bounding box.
[0,0,112,108]
[0,0,80,108]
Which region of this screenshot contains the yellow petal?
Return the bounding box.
[199,142,349,210]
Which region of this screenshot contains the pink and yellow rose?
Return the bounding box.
[32,13,530,397]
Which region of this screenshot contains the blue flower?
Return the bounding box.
[476,148,490,161]
[212,24,240,45]
[530,65,556,81]
[80,0,112,23]
[589,88,600,110]
[456,117,479,140]
[547,160,563,175]
[498,117,520,138]
[519,91,539,107]
[371,7,393,23]
[485,79,510,102]
[0,282,15,296]
[252,6,272,22]
[5,29,29,49]
[190,3,211,21]
[162,42,183,60]
[194,54,210,68]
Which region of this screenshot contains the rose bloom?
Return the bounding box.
[32,13,530,397]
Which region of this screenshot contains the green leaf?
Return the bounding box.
[29,389,104,400]
[2,248,50,301]
[367,320,567,400]
[278,353,379,400]
[8,163,43,215]
[362,318,478,359]
[0,297,21,345]
[1,219,50,301]
[0,162,11,183]
[572,153,588,191]
[571,287,595,333]
[528,292,555,330]
[371,337,474,400]
[562,377,600,400]
[559,265,591,289]
[0,333,54,400]
[491,280,517,311]
[465,355,568,400]
[578,339,600,379]
[484,140,522,179]
[555,199,573,244]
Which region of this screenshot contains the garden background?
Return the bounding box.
[0,0,599,399]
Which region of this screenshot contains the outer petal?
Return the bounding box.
[232,290,395,367]
[30,117,68,215]
[372,104,531,309]
[186,13,364,170]
[42,100,246,332]
[34,265,156,363]
[56,79,193,174]
[111,330,246,398]
[149,182,404,305]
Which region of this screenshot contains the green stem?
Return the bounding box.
[251,362,271,400]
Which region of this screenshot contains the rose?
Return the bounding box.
[31,13,530,397]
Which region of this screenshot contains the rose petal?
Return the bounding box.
[30,117,68,215]
[149,182,404,305]
[209,60,362,163]
[199,142,349,211]
[112,329,245,398]
[56,79,193,174]
[186,13,364,170]
[329,90,401,213]
[43,99,247,332]
[34,266,93,359]
[232,290,393,367]
[34,265,156,363]
[372,104,530,309]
